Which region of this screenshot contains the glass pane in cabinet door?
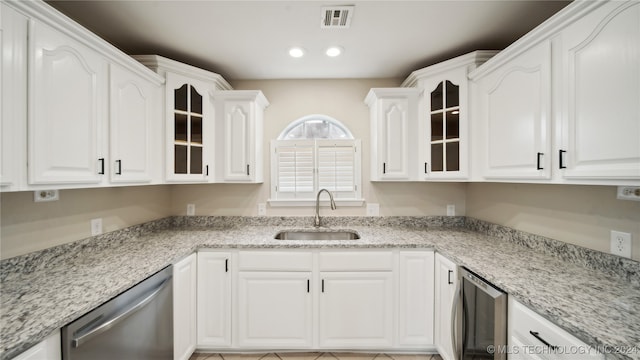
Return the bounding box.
[191,116,202,144]
[175,84,188,112]
[175,145,188,174]
[445,81,459,108]
[431,143,443,172]
[431,82,444,111]
[190,86,203,114]
[431,113,444,141]
[190,146,203,174]
[175,114,188,142]
[446,142,460,171]
[446,110,460,139]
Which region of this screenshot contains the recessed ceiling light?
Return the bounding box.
[325,46,343,57]
[289,47,305,58]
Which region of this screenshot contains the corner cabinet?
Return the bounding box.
[12,331,61,360]
[173,254,197,360]
[403,51,497,180]
[132,55,233,183]
[366,88,422,181]
[213,90,269,183]
[434,253,458,360]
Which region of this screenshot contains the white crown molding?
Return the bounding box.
[213,90,270,108]
[364,87,423,106]
[133,55,233,91]
[6,0,165,85]
[401,50,499,88]
[468,0,607,80]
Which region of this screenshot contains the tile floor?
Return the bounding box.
[190,353,442,360]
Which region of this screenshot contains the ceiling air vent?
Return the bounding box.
[321,6,354,29]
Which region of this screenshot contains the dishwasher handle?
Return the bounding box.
[71,277,171,348]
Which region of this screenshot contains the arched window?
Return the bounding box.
[270,115,362,205]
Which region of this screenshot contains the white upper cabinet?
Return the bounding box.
[213,90,269,183]
[366,88,421,181]
[109,63,162,184]
[474,42,552,180]
[1,3,28,191]
[403,51,496,180]
[557,1,640,181]
[29,18,108,185]
[470,0,640,185]
[133,55,233,183]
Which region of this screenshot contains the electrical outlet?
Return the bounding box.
[91,218,103,236]
[186,204,195,216]
[34,190,59,202]
[447,204,456,216]
[610,230,632,258]
[257,203,267,216]
[617,186,640,201]
[367,203,380,216]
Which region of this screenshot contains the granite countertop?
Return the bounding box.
[1,216,639,360]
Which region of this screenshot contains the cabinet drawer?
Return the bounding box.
[508,298,602,359]
[238,251,312,271]
[319,251,394,271]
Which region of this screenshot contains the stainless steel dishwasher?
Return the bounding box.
[61,265,173,359]
[452,267,507,360]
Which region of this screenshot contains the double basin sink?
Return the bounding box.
[274,229,360,240]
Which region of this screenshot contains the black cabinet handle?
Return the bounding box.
[529,331,558,350]
[205,165,209,176]
[383,163,386,174]
[225,259,228,273]
[116,160,122,175]
[321,279,325,293]
[425,162,428,174]
[307,279,310,293]
[536,152,543,170]
[448,270,453,284]
[559,150,567,169]
[98,158,105,175]
[247,164,250,176]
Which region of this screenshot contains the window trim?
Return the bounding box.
[277,114,355,140]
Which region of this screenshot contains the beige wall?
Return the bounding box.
[466,183,640,261]
[0,185,172,259]
[169,78,467,217]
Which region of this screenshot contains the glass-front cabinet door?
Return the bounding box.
[429,80,460,174]
[166,72,211,182]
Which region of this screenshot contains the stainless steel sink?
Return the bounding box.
[274,230,360,240]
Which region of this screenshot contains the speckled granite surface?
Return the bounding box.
[1,216,638,360]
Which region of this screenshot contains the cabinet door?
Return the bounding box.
[166,72,212,182]
[237,271,313,348]
[29,20,108,185]
[222,100,252,181]
[13,331,61,360]
[480,41,552,180]
[319,271,393,348]
[1,4,28,191]
[434,253,458,360]
[197,252,232,348]
[109,64,161,184]
[398,251,434,347]
[379,98,411,180]
[173,254,197,360]
[558,1,640,180]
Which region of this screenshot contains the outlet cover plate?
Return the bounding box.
[186,204,195,216]
[446,204,455,216]
[617,186,640,201]
[367,203,380,216]
[257,203,267,216]
[34,190,59,202]
[91,218,103,236]
[610,230,632,258]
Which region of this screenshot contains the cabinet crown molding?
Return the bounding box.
[364,87,422,106]
[133,55,233,90]
[401,50,498,88]
[213,90,270,108]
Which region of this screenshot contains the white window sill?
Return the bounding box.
[268,199,365,207]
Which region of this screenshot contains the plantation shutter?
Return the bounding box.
[317,140,358,199]
[273,140,315,199]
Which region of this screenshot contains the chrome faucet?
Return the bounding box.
[314,188,336,227]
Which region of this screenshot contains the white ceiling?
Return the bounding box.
[45,0,571,81]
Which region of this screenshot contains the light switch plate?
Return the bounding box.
[257,203,267,216]
[447,204,455,216]
[186,204,195,216]
[91,218,103,236]
[367,203,380,216]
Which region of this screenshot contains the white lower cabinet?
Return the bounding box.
[434,253,458,360]
[197,251,232,348]
[237,271,313,348]
[398,251,435,348]
[12,331,61,360]
[319,271,394,348]
[508,297,603,360]
[173,254,197,360]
